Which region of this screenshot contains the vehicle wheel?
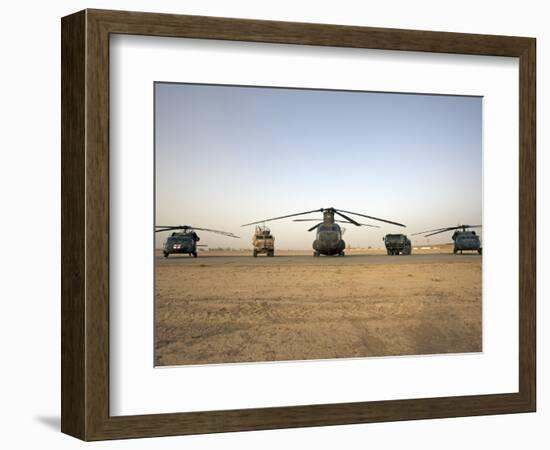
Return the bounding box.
[386,249,391,255]
[192,251,198,258]
[269,250,274,257]
[340,251,345,256]
[453,247,458,254]
[253,250,258,257]
[478,248,482,255]
[313,251,320,257]
[163,252,169,258]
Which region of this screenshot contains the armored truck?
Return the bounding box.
[383,234,412,255]
[252,225,274,257]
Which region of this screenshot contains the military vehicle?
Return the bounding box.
[242,207,405,257]
[155,225,239,257]
[252,225,275,257]
[383,234,412,255]
[412,224,482,254]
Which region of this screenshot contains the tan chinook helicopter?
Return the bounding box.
[243,207,405,256]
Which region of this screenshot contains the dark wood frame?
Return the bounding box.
[61,9,536,441]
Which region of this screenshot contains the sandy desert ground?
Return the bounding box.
[155,246,482,366]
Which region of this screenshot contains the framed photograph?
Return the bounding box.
[61,9,536,440]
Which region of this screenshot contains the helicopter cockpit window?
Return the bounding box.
[319,224,340,234]
[168,235,192,243]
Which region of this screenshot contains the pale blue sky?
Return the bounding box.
[155,83,482,249]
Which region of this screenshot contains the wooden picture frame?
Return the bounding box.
[61,9,536,440]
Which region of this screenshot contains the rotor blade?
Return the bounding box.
[156,225,190,229]
[351,222,381,228]
[155,225,189,233]
[413,224,483,237]
[337,209,406,227]
[335,220,381,228]
[411,227,454,236]
[191,227,240,238]
[333,220,380,228]
[155,225,239,238]
[242,209,323,226]
[334,210,361,226]
[292,219,380,228]
[307,223,321,232]
[424,228,457,237]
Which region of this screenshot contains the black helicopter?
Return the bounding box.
[242,207,405,256]
[412,224,482,255]
[155,225,239,258]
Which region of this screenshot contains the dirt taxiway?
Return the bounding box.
[155,249,482,366]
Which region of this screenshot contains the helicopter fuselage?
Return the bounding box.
[312,223,346,256]
[452,230,481,253]
[163,232,200,257]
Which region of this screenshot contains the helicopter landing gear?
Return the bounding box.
[478,248,482,255]
[192,251,198,258]
[163,252,169,258]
